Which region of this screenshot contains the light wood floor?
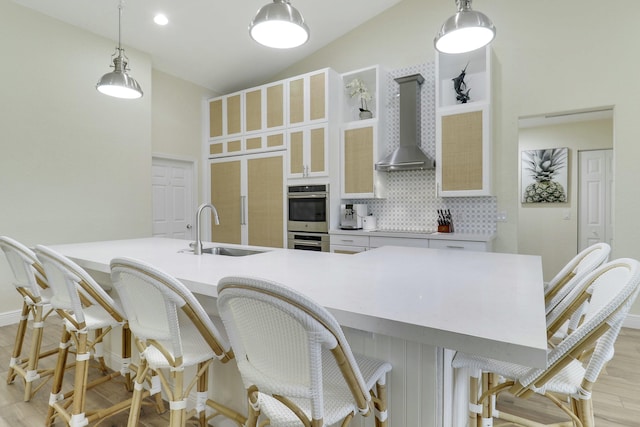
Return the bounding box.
[0,317,638,426]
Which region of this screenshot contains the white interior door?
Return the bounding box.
[152,157,196,239]
[578,149,613,251]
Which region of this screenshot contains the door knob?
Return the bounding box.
[186,224,192,229]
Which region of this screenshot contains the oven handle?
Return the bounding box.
[292,240,324,247]
[287,193,327,199]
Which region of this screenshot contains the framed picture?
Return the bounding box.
[521,148,568,203]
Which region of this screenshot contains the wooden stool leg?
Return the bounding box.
[198,361,208,427]
[481,372,493,427]
[127,359,149,427]
[70,331,90,424]
[93,327,108,374]
[23,304,45,401]
[375,378,388,427]
[46,327,71,426]
[246,387,260,427]
[169,367,185,427]
[469,372,481,427]
[121,324,132,391]
[574,396,595,427]
[7,301,30,385]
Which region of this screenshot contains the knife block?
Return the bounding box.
[437,224,452,233]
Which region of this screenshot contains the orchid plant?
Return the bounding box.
[346,78,372,112]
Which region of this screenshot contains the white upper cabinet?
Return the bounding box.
[208,91,243,140]
[287,68,338,128]
[435,46,492,197]
[339,65,387,199]
[244,80,286,135]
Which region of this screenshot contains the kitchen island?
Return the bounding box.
[50,238,546,427]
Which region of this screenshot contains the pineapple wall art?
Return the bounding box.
[521,148,568,203]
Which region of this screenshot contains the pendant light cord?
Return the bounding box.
[118,0,124,53]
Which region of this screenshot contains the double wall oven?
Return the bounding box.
[287,184,330,252]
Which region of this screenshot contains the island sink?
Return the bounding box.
[180,246,265,257]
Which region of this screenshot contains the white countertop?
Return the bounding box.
[49,237,546,368]
[330,228,496,242]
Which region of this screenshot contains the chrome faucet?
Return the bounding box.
[193,203,220,255]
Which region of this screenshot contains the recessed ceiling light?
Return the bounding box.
[154,13,169,26]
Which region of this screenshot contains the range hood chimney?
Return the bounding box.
[375,73,435,171]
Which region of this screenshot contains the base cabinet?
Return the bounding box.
[209,152,285,248]
[330,231,492,254]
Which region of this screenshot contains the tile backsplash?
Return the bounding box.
[344,61,497,235]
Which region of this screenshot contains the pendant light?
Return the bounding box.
[249,0,310,49]
[96,1,143,99]
[434,0,496,54]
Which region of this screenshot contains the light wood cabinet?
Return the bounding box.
[339,65,387,199]
[288,69,332,127]
[340,122,386,198]
[209,152,285,248]
[435,46,492,197]
[287,124,328,178]
[208,92,242,139]
[244,81,286,134]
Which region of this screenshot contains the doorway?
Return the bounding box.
[517,108,613,280]
[152,156,197,239]
[578,149,613,251]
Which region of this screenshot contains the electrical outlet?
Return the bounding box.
[496,211,507,222]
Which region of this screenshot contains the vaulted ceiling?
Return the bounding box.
[14,0,402,94]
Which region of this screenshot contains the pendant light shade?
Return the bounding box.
[249,0,309,49]
[96,2,143,99]
[434,0,496,54]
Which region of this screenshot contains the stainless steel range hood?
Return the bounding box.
[375,74,435,171]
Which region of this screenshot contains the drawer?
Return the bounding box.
[369,236,429,249]
[330,244,367,254]
[428,239,488,252]
[330,234,370,247]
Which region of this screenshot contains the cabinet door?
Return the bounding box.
[247,154,284,248]
[287,125,328,179]
[266,82,285,129]
[309,71,326,122]
[245,88,262,133]
[428,239,490,252]
[226,93,242,136]
[288,129,305,176]
[342,125,375,197]
[209,98,223,138]
[210,159,242,245]
[308,126,327,175]
[330,245,367,254]
[245,81,286,134]
[289,77,305,126]
[208,93,243,139]
[288,70,328,126]
[437,106,491,197]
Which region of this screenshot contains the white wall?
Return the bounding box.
[151,69,215,202]
[0,0,153,316]
[0,2,219,319]
[270,0,640,315]
[518,119,613,281]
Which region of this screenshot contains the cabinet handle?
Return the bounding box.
[240,196,247,225]
[341,239,354,243]
[446,245,465,249]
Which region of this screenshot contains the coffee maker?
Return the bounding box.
[339,204,367,229]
